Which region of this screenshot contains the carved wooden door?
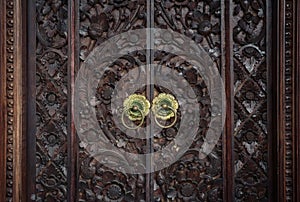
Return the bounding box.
[1,0,300,201]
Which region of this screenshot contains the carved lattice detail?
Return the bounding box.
[35,0,69,201]
[232,0,268,200]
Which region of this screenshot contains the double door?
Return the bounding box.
[1,0,300,201]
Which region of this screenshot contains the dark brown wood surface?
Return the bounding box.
[0,0,300,201]
[26,0,37,200]
[223,0,234,200]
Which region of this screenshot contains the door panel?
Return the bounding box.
[153,1,223,200]
[78,1,148,201]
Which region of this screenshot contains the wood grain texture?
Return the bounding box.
[67,0,79,201]
[222,0,234,201]
[26,0,37,200]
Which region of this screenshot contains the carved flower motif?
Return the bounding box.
[194,13,220,36]
[88,13,109,40]
[105,183,124,200]
[46,133,59,147]
[178,181,197,199]
[90,169,136,201]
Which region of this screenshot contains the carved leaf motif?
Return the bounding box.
[233,0,268,200]
[78,0,147,200]
[35,0,69,200]
[153,1,222,200]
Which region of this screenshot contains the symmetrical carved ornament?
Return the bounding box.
[0,0,300,201]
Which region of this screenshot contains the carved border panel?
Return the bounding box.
[34,0,69,201]
[232,0,269,200]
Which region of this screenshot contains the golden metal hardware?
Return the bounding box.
[152,93,179,128]
[121,94,150,129]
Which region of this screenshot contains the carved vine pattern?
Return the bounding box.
[35,0,68,201]
[152,55,223,201]
[154,0,221,70]
[153,1,223,201]
[78,52,149,201]
[232,0,268,201]
[78,0,148,201]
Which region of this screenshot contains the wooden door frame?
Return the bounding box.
[0,0,26,201]
[0,0,299,201]
[276,0,300,201]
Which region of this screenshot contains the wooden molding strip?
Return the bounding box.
[0,0,24,201]
[277,0,300,201]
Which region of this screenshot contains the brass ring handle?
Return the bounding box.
[121,106,145,130]
[152,93,178,128]
[154,105,177,128]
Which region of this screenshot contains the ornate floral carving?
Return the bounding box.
[152,1,222,200]
[78,152,146,201]
[35,0,68,201]
[154,0,221,69]
[233,0,268,200]
[79,0,146,61]
[77,51,149,200]
[78,0,147,200]
[24,0,299,201]
[153,150,223,201]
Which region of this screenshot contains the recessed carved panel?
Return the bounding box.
[35,0,68,201]
[78,0,148,200]
[153,1,223,200]
[232,0,268,200]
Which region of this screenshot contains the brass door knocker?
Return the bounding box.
[152,93,179,128]
[122,94,150,130]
